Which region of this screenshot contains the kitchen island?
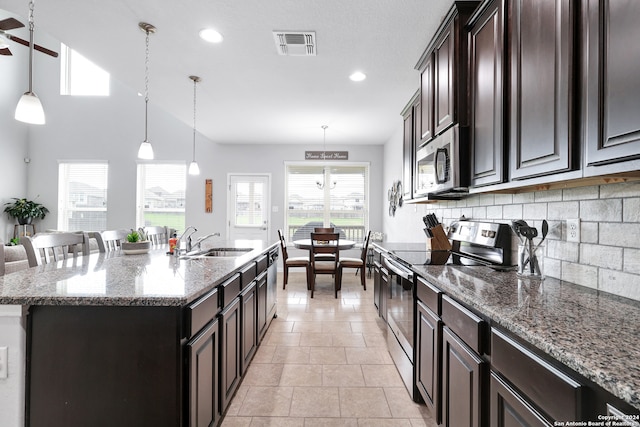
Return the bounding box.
[373,242,640,424]
[0,240,278,427]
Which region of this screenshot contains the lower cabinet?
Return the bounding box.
[441,326,487,427]
[256,270,268,342]
[490,372,550,427]
[186,318,220,427]
[416,300,442,423]
[220,297,241,413]
[240,280,258,374]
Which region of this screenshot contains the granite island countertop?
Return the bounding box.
[0,240,278,307]
[373,242,640,412]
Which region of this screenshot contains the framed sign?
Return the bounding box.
[305,151,348,160]
[205,179,212,213]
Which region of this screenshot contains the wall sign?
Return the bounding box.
[205,179,213,213]
[305,151,349,160]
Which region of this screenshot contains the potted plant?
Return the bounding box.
[3,197,49,225]
[121,228,152,255]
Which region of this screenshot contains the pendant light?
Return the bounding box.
[137,22,156,160]
[188,75,201,175]
[316,125,336,190]
[15,0,45,125]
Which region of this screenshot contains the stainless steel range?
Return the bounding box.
[381,220,514,401]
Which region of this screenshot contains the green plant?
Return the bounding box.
[127,231,140,243]
[3,197,49,222]
[9,237,19,246]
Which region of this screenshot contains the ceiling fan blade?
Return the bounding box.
[0,47,13,56]
[0,17,24,31]
[6,34,59,58]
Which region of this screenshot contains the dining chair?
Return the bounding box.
[313,227,337,261]
[278,229,310,290]
[144,226,169,245]
[22,232,90,267]
[338,230,371,290]
[309,232,341,298]
[95,229,130,252]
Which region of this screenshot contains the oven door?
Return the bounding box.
[382,254,417,399]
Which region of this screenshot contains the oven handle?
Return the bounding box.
[382,256,413,281]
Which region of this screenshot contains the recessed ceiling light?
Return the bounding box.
[349,71,366,82]
[199,28,223,43]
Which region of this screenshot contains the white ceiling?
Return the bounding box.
[1,0,454,146]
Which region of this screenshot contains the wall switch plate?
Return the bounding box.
[567,219,580,242]
[0,346,7,379]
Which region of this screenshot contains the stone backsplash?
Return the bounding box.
[398,181,640,301]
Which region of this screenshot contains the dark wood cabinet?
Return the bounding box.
[186,319,220,427]
[416,300,442,423]
[583,0,640,172]
[434,24,455,134]
[256,270,268,342]
[469,0,506,187]
[508,0,575,180]
[420,53,435,143]
[441,326,486,427]
[240,280,257,374]
[220,297,241,413]
[490,372,550,427]
[402,93,418,201]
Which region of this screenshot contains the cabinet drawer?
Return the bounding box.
[221,274,241,309]
[491,328,583,422]
[240,262,257,289]
[185,287,219,339]
[441,295,485,354]
[416,276,442,315]
[256,254,268,275]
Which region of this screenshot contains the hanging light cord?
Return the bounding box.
[192,78,197,161]
[143,27,150,142]
[26,0,35,93]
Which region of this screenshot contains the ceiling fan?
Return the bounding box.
[0,17,58,57]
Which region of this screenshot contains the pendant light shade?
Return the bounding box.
[15,0,45,125]
[188,75,201,175]
[137,22,156,159]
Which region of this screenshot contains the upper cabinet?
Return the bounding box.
[468,0,505,187]
[583,0,640,174]
[508,0,576,180]
[416,1,479,146]
[401,92,420,201]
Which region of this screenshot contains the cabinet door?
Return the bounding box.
[583,0,640,168]
[509,0,574,179]
[373,262,381,313]
[380,267,388,322]
[490,372,551,427]
[420,53,435,143]
[240,281,257,374]
[403,107,415,201]
[470,0,506,187]
[257,271,268,342]
[186,319,220,427]
[441,326,486,427]
[416,300,442,423]
[220,297,241,413]
[434,24,455,135]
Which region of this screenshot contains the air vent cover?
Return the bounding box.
[273,31,316,56]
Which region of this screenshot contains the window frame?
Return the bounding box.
[136,162,187,231]
[57,160,109,232]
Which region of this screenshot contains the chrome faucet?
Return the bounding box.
[192,232,221,251]
[178,226,198,253]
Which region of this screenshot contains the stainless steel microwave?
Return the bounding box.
[414,125,470,199]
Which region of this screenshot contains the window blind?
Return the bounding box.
[58,162,108,231]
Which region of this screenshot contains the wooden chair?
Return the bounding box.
[338,230,371,290]
[95,229,130,252]
[309,232,341,298]
[144,226,169,245]
[278,229,310,290]
[313,227,336,261]
[22,232,90,267]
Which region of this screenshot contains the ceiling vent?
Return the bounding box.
[273,31,316,56]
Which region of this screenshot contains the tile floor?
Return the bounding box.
[220,270,438,426]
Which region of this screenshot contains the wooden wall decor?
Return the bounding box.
[205,179,213,213]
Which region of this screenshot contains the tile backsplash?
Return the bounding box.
[391,181,640,301]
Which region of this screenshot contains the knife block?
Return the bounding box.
[425,225,452,251]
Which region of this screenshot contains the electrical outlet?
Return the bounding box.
[567,219,580,242]
[0,346,7,379]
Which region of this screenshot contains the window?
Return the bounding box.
[60,43,110,96]
[285,163,368,242]
[58,162,109,231]
[137,163,186,231]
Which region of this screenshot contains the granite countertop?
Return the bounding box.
[0,240,277,307]
[373,242,640,411]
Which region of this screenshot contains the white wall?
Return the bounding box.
[0,306,27,427]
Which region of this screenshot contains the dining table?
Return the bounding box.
[292,239,356,251]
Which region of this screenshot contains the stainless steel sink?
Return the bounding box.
[182,247,253,258]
